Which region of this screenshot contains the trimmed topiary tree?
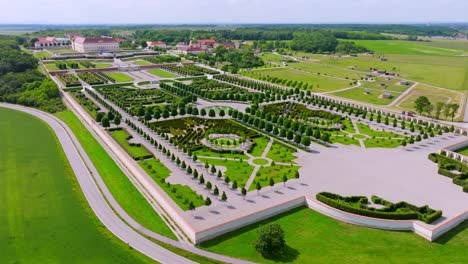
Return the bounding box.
[254,224,286,257]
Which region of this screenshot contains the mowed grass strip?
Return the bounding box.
[147,69,177,78]
[55,110,176,239]
[105,72,134,82]
[200,206,468,264]
[0,108,152,263]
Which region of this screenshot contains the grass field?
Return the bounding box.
[352,39,464,56]
[193,148,248,160]
[295,53,468,91]
[44,62,85,71]
[110,129,153,159]
[394,84,465,120]
[288,61,362,79]
[250,164,299,191]
[331,87,400,105]
[147,69,178,78]
[266,141,297,163]
[56,110,176,239]
[47,48,76,53]
[0,108,152,263]
[106,72,134,82]
[200,206,468,264]
[246,68,352,92]
[95,63,112,68]
[260,53,284,63]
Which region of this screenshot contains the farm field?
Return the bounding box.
[393,84,465,120]
[56,110,176,239]
[244,67,352,92]
[200,206,468,264]
[417,39,468,53]
[0,108,151,263]
[105,72,134,82]
[330,87,400,105]
[147,68,178,78]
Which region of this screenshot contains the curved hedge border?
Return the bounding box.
[316,192,442,224]
[429,153,468,193]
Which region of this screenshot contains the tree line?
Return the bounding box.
[414,96,459,121]
[0,37,64,112]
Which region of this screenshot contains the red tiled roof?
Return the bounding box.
[197,39,216,44]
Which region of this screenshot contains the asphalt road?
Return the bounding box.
[0,103,195,264]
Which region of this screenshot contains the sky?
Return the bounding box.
[0,0,466,24]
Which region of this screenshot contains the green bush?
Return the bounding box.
[317,192,442,224]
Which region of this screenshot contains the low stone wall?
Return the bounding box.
[194,197,305,243]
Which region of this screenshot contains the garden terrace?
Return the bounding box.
[168,78,260,102]
[143,55,181,64]
[95,86,179,110]
[149,117,259,152]
[77,72,107,85]
[56,73,80,87]
[428,153,468,192]
[316,192,442,224]
[161,65,219,76]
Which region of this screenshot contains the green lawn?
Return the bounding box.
[147,69,178,78]
[356,122,404,138]
[0,107,152,263]
[95,63,112,68]
[352,39,464,56]
[32,51,52,59]
[250,164,299,191]
[134,60,153,66]
[266,141,297,163]
[56,110,176,239]
[330,133,361,147]
[288,61,362,79]
[252,158,269,165]
[106,72,134,82]
[200,206,468,264]
[199,158,255,187]
[250,136,270,157]
[110,129,153,160]
[331,87,400,105]
[139,159,205,210]
[260,53,284,63]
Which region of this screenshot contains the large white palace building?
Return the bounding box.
[72,36,120,53]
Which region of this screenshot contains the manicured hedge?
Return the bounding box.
[316,192,442,224]
[429,153,468,192]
